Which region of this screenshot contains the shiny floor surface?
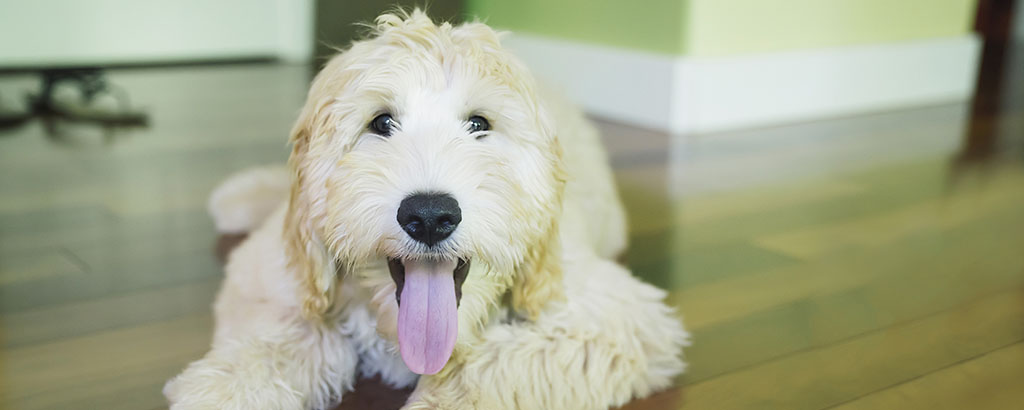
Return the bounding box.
[1,62,1022,410]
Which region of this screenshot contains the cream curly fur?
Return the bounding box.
[164,10,688,410]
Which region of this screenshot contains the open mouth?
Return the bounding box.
[387,257,470,375]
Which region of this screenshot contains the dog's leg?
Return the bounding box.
[208,165,290,234]
[163,307,357,410]
[165,209,358,410]
[402,258,689,410]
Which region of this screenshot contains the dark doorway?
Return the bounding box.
[957,0,1021,164]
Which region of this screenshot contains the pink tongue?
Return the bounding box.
[397,258,458,375]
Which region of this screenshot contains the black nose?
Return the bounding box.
[397,193,461,246]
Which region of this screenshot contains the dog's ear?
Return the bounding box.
[283,50,365,320]
[285,129,340,321]
[511,217,564,320]
[283,70,349,320]
[510,129,568,320]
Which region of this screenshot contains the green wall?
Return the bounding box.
[686,0,978,56]
[466,0,978,56]
[465,0,687,55]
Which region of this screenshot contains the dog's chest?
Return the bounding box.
[341,304,419,388]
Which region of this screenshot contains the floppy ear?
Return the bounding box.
[285,145,339,321]
[283,72,350,320]
[511,217,564,320]
[282,48,366,320]
[510,137,568,320]
[284,126,340,321]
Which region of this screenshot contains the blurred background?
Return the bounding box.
[0,1,1021,409]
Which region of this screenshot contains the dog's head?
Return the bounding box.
[285,10,565,374]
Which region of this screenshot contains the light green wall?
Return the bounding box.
[464,0,687,55]
[686,0,978,56]
[466,0,977,56]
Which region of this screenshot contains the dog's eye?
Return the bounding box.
[369,113,397,136]
[467,115,491,135]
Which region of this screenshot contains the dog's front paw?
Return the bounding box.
[164,359,304,410]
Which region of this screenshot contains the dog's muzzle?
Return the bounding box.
[389,192,470,375]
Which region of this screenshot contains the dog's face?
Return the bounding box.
[285,12,565,375]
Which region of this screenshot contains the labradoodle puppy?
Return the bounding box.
[164,10,688,410]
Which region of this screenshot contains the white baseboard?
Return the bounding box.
[504,34,982,134]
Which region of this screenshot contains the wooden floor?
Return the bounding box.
[0,59,1022,410]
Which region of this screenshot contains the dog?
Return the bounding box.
[164,10,688,410]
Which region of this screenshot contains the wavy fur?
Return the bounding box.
[165,10,687,410]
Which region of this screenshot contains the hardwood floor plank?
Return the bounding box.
[628,236,798,289]
[0,278,220,348]
[681,288,1024,410]
[0,248,87,286]
[0,245,221,313]
[671,191,1024,330]
[828,342,1024,410]
[674,159,958,248]
[676,203,1024,381]
[0,208,209,256]
[0,313,212,410]
[754,164,1024,259]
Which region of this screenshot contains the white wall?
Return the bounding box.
[0,0,313,67]
[507,33,980,135]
